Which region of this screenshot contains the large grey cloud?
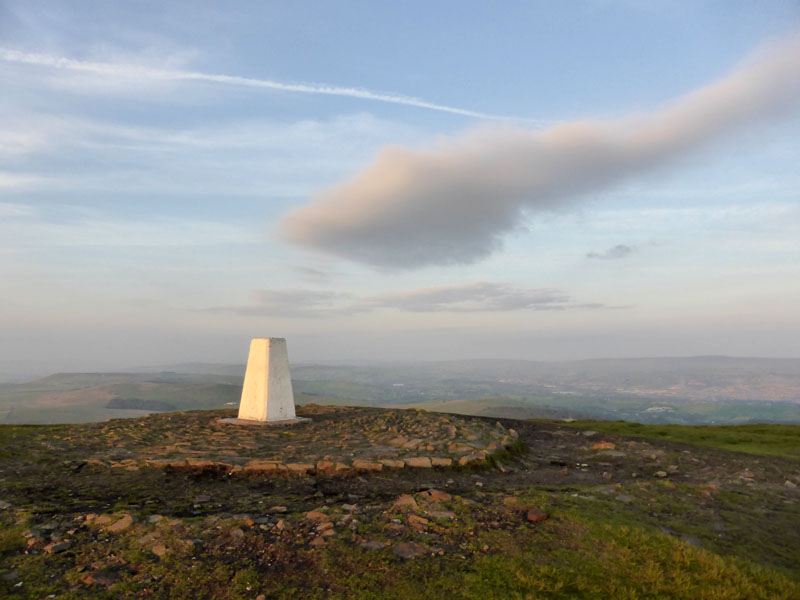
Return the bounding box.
[281,33,800,269]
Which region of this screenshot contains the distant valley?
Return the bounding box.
[1,356,799,425]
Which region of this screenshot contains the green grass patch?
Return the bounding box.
[553,420,800,457]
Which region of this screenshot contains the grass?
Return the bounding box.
[5,490,795,600]
[553,420,800,458]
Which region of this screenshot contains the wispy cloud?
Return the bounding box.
[365,281,602,312]
[210,281,607,317]
[0,172,43,189]
[587,244,636,260]
[281,32,800,269]
[0,111,425,195]
[0,47,530,121]
[208,289,352,318]
[0,206,253,248]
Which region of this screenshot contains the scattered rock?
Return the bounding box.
[393,495,418,510]
[106,514,134,533]
[309,536,327,548]
[268,505,287,514]
[421,489,452,503]
[405,457,432,468]
[458,453,486,466]
[427,510,456,520]
[353,459,383,472]
[44,540,71,554]
[80,569,119,587]
[592,441,616,450]
[654,471,668,478]
[305,511,328,522]
[151,544,167,558]
[394,542,427,560]
[526,509,548,523]
[286,463,315,475]
[408,515,429,530]
[785,480,798,489]
[360,541,386,551]
[431,457,453,467]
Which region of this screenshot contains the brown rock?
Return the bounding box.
[448,442,475,454]
[360,541,386,551]
[80,569,119,587]
[526,509,548,523]
[405,457,432,468]
[427,510,456,520]
[107,514,134,533]
[44,540,71,554]
[244,460,287,474]
[394,541,427,559]
[431,457,453,467]
[421,489,452,503]
[309,536,327,547]
[353,459,383,472]
[592,441,616,450]
[458,453,486,466]
[393,494,418,510]
[408,514,429,530]
[306,511,329,522]
[286,463,314,475]
[403,438,424,450]
[151,544,167,558]
[379,459,405,469]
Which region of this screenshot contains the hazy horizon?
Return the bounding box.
[2,2,799,371]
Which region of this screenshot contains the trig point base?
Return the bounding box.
[220,337,310,426]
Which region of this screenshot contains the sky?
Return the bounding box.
[1,1,800,372]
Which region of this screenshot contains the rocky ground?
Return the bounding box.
[1,406,799,599]
[47,404,519,475]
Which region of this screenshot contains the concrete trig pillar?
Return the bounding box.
[223,338,309,425]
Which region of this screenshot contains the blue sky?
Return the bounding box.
[1,1,799,371]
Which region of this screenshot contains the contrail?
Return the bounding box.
[0,47,534,122]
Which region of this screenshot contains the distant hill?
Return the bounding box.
[1,356,799,425]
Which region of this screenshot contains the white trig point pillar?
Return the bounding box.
[222,338,309,425]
